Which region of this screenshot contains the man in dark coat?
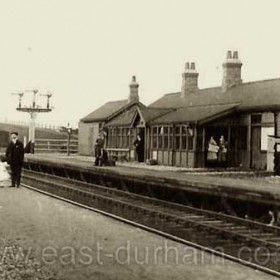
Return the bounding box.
[134,133,144,162]
[94,135,104,166]
[6,132,24,188]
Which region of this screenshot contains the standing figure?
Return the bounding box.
[94,134,104,166]
[0,161,10,187]
[5,132,24,188]
[133,133,144,162]
[217,135,227,164]
[207,136,218,161]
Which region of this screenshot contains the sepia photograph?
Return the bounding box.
[0,0,280,279]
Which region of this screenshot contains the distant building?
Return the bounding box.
[79,51,280,169]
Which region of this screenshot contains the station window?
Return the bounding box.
[116,128,121,148]
[163,127,169,149]
[110,128,116,148]
[169,127,173,149]
[188,135,194,151]
[152,127,158,149]
[187,127,194,151]
[122,128,128,148]
[181,126,187,150]
[158,128,163,149]
[175,126,181,150]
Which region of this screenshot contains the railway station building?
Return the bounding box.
[79,51,280,170]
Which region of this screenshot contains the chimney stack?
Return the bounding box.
[181,62,199,98]
[222,50,242,92]
[128,76,139,103]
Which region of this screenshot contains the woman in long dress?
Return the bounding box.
[207,136,218,161]
[0,161,10,187]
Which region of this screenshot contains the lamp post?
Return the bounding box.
[67,122,72,156]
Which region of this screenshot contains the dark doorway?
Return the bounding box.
[135,127,145,162]
[205,127,228,168]
[251,126,261,169]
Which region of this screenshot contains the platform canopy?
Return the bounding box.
[150,103,239,125]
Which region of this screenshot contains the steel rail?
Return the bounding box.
[20,170,280,275]
[20,181,280,279]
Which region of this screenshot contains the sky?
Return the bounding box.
[0,0,280,128]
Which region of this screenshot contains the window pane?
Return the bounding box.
[175,126,180,134]
[158,135,163,149]
[182,126,187,134]
[188,136,194,150]
[169,135,173,149]
[153,136,157,149]
[182,135,187,150]
[164,136,168,149]
[175,136,180,150]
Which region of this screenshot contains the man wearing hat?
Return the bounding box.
[5,132,24,188]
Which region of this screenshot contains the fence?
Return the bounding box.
[34,138,78,154]
[0,118,64,131]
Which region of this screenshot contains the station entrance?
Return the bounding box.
[205,126,228,168]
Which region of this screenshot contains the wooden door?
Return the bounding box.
[251,126,261,169]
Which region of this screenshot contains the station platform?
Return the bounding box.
[0,185,278,280]
[24,154,280,206]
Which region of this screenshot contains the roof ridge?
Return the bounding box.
[105,99,127,104]
[161,78,280,97]
[176,102,240,110]
[235,77,280,87]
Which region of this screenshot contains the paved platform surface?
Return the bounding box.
[25,154,280,206]
[0,186,278,280]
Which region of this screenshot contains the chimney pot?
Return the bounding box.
[227,50,232,59]
[232,51,238,59]
[222,51,242,92]
[181,61,199,97]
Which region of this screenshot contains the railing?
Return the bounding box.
[35,138,78,154]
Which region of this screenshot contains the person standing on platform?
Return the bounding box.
[134,133,144,162]
[217,135,227,165]
[5,132,24,188]
[0,160,10,187]
[94,134,105,166]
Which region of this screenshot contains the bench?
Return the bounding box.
[106,148,131,162]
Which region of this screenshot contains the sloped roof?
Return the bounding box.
[105,105,173,127]
[149,78,280,111]
[82,78,280,125]
[140,107,174,123]
[81,100,128,122]
[106,104,139,127]
[151,103,239,124]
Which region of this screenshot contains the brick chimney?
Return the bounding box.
[181,62,199,98]
[128,76,139,103]
[222,50,242,92]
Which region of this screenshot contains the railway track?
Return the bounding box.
[21,168,280,277]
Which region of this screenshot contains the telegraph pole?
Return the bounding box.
[12,89,53,153]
